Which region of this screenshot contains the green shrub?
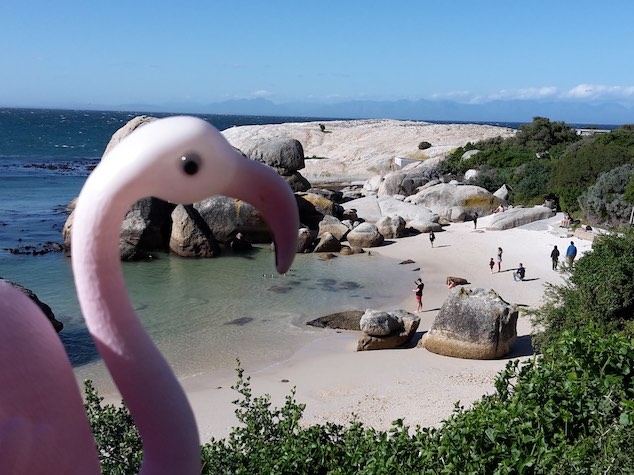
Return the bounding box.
[579,164,634,226]
[85,328,634,474]
[83,380,142,474]
[532,228,634,351]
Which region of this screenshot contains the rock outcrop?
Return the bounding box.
[376,215,406,239]
[484,206,556,230]
[243,138,311,192]
[409,183,503,222]
[1,278,63,332]
[346,223,384,248]
[422,287,517,359]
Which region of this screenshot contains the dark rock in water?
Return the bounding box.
[399,259,415,265]
[224,316,254,326]
[267,285,293,294]
[339,281,361,290]
[1,278,63,332]
[6,241,64,255]
[306,310,364,330]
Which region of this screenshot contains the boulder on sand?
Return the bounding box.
[346,222,384,248]
[357,309,420,351]
[422,287,517,359]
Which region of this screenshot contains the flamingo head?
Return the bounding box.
[83,115,299,272]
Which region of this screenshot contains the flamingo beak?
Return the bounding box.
[225,156,299,274]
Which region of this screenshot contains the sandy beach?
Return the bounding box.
[180,212,593,442]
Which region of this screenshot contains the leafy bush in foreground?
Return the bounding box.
[83,380,142,474]
[532,228,634,350]
[85,325,634,474]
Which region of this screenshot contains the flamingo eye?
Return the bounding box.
[180,153,201,175]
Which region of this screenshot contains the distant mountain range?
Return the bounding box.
[115,97,633,126]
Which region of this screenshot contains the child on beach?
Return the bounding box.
[489,257,495,273]
[429,230,435,247]
[412,278,424,312]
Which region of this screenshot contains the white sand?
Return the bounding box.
[182,213,594,442]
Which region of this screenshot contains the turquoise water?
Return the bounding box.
[0,108,413,391]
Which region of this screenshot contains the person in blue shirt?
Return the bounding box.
[566,241,577,267]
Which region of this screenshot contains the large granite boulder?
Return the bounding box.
[243,138,305,174]
[357,309,420,351]
[376,215,406,239]
[64,195,173,261]
[378,170,432,197]
[1,278,63,332]
[422,287,517,359]
[119,197,173,260]
[484,206,556,230]
[313,232,342,253]
[407,220,443,233]
[243,138,311,192]
[318,215,350,241]
[296,193,343,228]
[344,195,438,225]
[409,183,503,222]
[103,115,157,156]
[297,227,315,253]
[169,204,222,257]
[493,184,510,201]
[346,222,384,248]
[196,196,273,242]
[284,171,312,192]
[308,188,343,203]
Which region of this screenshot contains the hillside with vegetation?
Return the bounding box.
[439,117,634,227]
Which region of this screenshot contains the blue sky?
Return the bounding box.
[2,1,634,119]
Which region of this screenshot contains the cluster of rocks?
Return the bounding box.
[60,115,555,262]
[307,309,421,351]
[308,286,518,359]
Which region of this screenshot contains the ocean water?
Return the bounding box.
[0,108,412,391]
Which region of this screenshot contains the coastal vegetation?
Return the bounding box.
[439,117,634,226]
[84,229,634,474]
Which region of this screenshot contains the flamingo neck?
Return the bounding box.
[71,186,200,474]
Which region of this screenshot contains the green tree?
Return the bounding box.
[514,116,579,153]
[580,163,634,226]
[551,126,634,213]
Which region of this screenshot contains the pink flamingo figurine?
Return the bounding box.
[0,116,299,474]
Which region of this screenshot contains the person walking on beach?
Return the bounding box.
[473,212,478,229]
[566,241,577,268]
[429,230,435,248]
[489,257,495,273]
[496,247,503,272]
[550,245,560,270]
[412,278,424,312]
